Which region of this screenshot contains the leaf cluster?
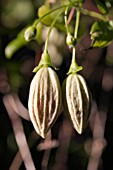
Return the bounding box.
[4,0,113,59]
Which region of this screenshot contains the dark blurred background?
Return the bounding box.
[1,0,113,170]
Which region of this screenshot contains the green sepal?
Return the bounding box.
[33,50,57,72]
[67,61,83,75]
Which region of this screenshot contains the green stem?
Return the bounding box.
[68,8,82,74]
[68,0,78,7]
[33,8,65,72]
[44,8,65,52]
[72,8,80,64]
[74,8,80,39]
[81,8,109,21]
[64,6,70,33]
[33,5,67,27]
[68,0,109,21]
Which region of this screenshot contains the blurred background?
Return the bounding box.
[1,0,113,170]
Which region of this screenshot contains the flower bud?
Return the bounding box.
[66,34,76,48]
[24,26,36,41]
[62,73,92,134]
[28,67,62,138]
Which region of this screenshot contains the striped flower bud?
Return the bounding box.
[62,73,92,134]
[28,66,62,138]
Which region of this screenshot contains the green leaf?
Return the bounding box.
[90,21,113,48]
[95,0,109,14]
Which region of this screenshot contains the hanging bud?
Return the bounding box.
[24,26,37,41]
[28,66,62,138]
[62,73,92,134]
[66,33,76,48]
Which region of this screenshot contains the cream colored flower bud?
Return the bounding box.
[28,67,62,138]
[62,73,92,134]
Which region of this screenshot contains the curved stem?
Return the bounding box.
[68,8,82,74]
[72,8,80,64]
[33,5,67,27]
[74,8,81,39]
[64,6,70,34]
[33,7,65,71]
[68,0,109,21]
[44,8,65,52]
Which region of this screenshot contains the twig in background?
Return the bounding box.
[67,7,75,24]
[87,101,107,170]
[10,92,30,121]
[9,151,22,170]
[3,93,36,170]
[9,131,40,170]
[41,130,52,170]
[52,118,73,170]
[37,130,59,170]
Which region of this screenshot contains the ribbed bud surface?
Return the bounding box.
[28,67,62,138]
[62,73,91,134]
